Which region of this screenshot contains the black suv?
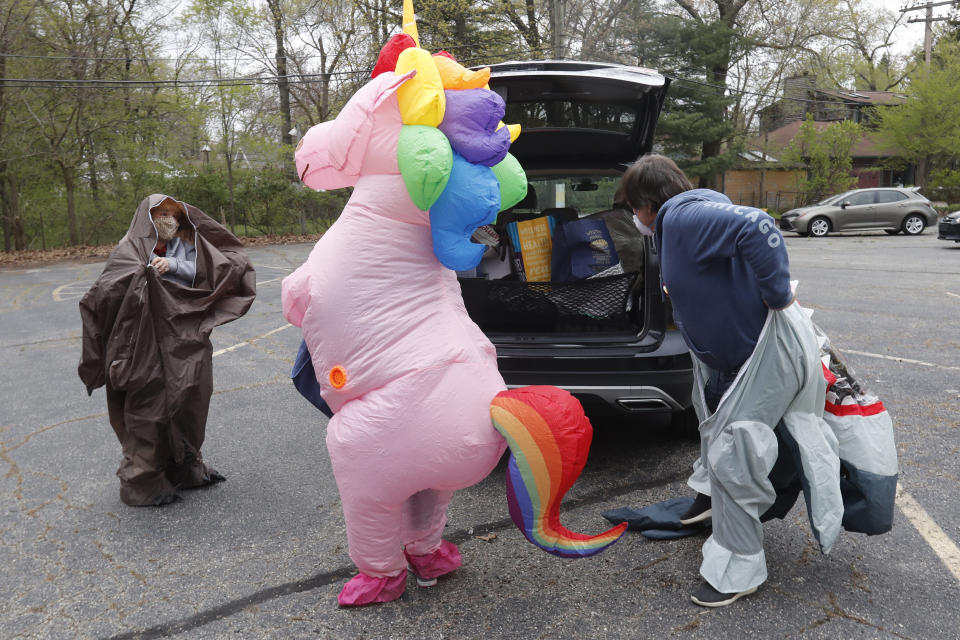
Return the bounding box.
[459,60,695,430]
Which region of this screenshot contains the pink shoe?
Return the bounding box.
[404,539,462,587]
[337,572,406,606]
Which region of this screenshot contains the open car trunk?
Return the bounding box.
[448,61,693,421]
[457,179,648,341]
[456,61,668,343]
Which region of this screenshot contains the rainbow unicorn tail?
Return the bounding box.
[490,386,628,558]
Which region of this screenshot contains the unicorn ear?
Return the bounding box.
[295,71,415,191]
[371,33,417,78]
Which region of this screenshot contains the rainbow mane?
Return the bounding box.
[490,387,627,558]
[363,0,527,272]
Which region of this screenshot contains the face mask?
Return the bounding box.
[633,214,655,237]
[155,216,179,241]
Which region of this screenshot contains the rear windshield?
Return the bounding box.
[515,173,623,214]
[504,101,637,134]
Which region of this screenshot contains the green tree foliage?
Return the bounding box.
[164,166,348,235]
[636,14,741,186]
[0,0,40,250]
[183,0,263,231]
[781,114,861,203]
[874,40,960,188]
[569,0,848,188]
[0,0,913,251]
[2,0,191,249]
[475,0,548,59]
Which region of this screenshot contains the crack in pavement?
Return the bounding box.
[1,414,108,461]
[819,591,914,640]
[773,587,914,639]
[103,470,689,640]
[211,375,287,396]
[0,334,82,350]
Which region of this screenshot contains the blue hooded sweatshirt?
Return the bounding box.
[653,189,792,373]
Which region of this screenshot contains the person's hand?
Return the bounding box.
[151,256,170,274]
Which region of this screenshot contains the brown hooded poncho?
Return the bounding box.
[78,194,256,505]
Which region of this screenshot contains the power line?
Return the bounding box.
[0,69,371,88]
[0,52,246,62]
[0,54,904,108]
[665,75,887,106]
[0,33,530,64]
[0,44,539,89]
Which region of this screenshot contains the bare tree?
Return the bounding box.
[286,0,364,127]
[184,0,266,231]
[23,0,156,245]
[796,0,915,91]
[265,0,295,181]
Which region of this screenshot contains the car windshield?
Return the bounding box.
[515,173,623,216]
[504,101,638,134]
[818,191,854,206]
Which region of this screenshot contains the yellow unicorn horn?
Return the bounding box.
[403,0,420,47]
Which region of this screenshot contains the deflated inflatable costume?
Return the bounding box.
[281,0,626,606]
[608,182,898,604]
[79,194,256,506]
[684,300,898,595]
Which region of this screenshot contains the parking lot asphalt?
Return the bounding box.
[1,232,958,639]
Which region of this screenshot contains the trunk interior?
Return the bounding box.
[457,174,646,342]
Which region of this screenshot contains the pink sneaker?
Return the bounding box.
[337,572,406,606]
[404,539,462,587]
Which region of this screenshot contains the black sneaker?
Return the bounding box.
[690,581,757,607]
[679,493,712,525]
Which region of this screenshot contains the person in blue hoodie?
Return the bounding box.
[620,154,806,607]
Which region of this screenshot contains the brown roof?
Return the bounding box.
[749,120,898,159]
[815,89,906,105]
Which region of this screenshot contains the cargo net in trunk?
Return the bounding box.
[461,272,639,333]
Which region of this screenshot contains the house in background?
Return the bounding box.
[723,72,912,211]
[722,151,806,212]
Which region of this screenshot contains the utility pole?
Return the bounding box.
[550,0,566,59]
[899,1,958,187]
[900,1,958,66]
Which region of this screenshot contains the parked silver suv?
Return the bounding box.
[779,187,938,237]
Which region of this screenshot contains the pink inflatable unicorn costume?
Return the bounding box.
[281,0,625,607]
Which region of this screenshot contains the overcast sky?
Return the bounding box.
[883,0,937,55]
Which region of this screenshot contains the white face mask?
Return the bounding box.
[633,214,655,237]
[154,216,179,241]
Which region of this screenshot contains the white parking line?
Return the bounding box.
[212,323,293,357]
[251,264,295,271]
[896,485,960,583]
[841,349,960,372]
[255,276,284,286]
[948,291,959,300]
[52,282,89,302]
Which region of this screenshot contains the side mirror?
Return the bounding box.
[840,201,849,209]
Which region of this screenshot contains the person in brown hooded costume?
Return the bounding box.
[78,194,256,506]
